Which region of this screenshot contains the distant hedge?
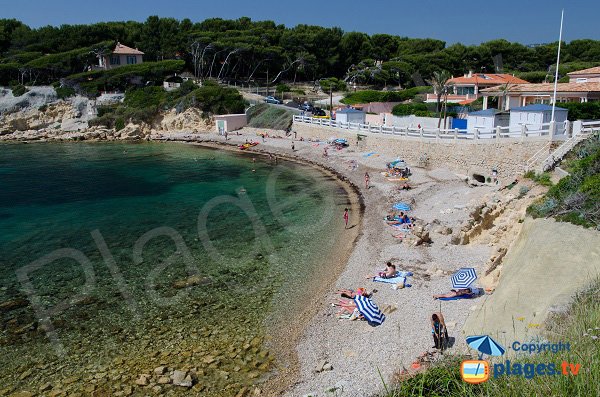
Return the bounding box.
[341,86,431,105]
[392,102,429,116]
[559,102,600,121]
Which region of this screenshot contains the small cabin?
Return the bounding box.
[335,108,366,124]
[467,109,510,135]
[509,104,568,133]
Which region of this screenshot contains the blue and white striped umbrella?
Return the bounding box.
[451,267,477,289]
[466,335,505,357]
[354,295,386,326]
[392,202,411,211]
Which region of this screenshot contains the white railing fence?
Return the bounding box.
[292,115,582,142]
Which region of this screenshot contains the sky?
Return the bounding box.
[2,0,599,45]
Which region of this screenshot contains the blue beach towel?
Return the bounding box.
[372,271,413,284]
[374,276,406,284]
[363,152,376,158]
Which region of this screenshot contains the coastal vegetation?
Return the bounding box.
[2,17,600,90]
[89,80,245,128]
[377,279,600,397]
[527,134,600,228]
[341,87,431,105]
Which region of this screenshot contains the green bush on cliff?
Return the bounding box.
[9,80,28,97]
[527,134,600,228]
[89,80,246,127]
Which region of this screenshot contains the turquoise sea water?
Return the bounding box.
[0,142,350,395]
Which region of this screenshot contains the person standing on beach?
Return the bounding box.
[291,141,295,151]
[343,208,349,229]
[365,172,370,189]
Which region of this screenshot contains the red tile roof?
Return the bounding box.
[113,42,144,55]
[567,66,600,76]
[448,73,529,86]
[481,82,600,93]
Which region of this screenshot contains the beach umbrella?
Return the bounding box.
[451,267,477,289]
[392,202,411,211]
[466,335,505,358]
[353,295,386,326]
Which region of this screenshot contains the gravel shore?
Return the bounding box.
[164,129,498,397]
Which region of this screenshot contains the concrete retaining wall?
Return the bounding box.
[292,122,550,179]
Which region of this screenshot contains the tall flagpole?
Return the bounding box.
[551,9,564,122]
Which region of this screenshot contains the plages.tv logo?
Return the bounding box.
[461,335,582,384]
[461,360,490,384]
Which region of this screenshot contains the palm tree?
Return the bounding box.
[499,83,513,111]
[427,70,452,128]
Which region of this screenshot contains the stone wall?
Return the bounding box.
[292,122,552,179]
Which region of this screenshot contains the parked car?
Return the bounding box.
[264,96,281,104]
[312,107,326,116]
[298,102,314,112]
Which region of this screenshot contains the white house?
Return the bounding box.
[335,108,366,124]
[509,104,568,133]
[98,42,144,70]
[163,75,183,91]
[467,109,510,134]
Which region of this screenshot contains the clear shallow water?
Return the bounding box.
[0,142,349,395]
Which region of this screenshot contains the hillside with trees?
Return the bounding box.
[2,16,600,93]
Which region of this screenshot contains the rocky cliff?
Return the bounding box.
[0,88,216,142]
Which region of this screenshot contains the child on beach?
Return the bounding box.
[343,208,349,228]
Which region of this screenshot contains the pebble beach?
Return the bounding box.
[172,129,501,396]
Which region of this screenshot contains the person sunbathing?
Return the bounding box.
[385,212,405,225]
[366,262,398,279]
[433,288,472,300]
[336,287,372,298]
[401,182,411,190]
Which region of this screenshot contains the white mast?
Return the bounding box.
[551,9,564,122]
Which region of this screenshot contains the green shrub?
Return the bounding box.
[527,136,600,227]
[392,103,428,116]
[10,81,28,97]
[55,85,76,99]
[114,117,125,131]
[38,104,47,112]
[518,185,530,197]
[534,172,553,186]
[559,102,600,121]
